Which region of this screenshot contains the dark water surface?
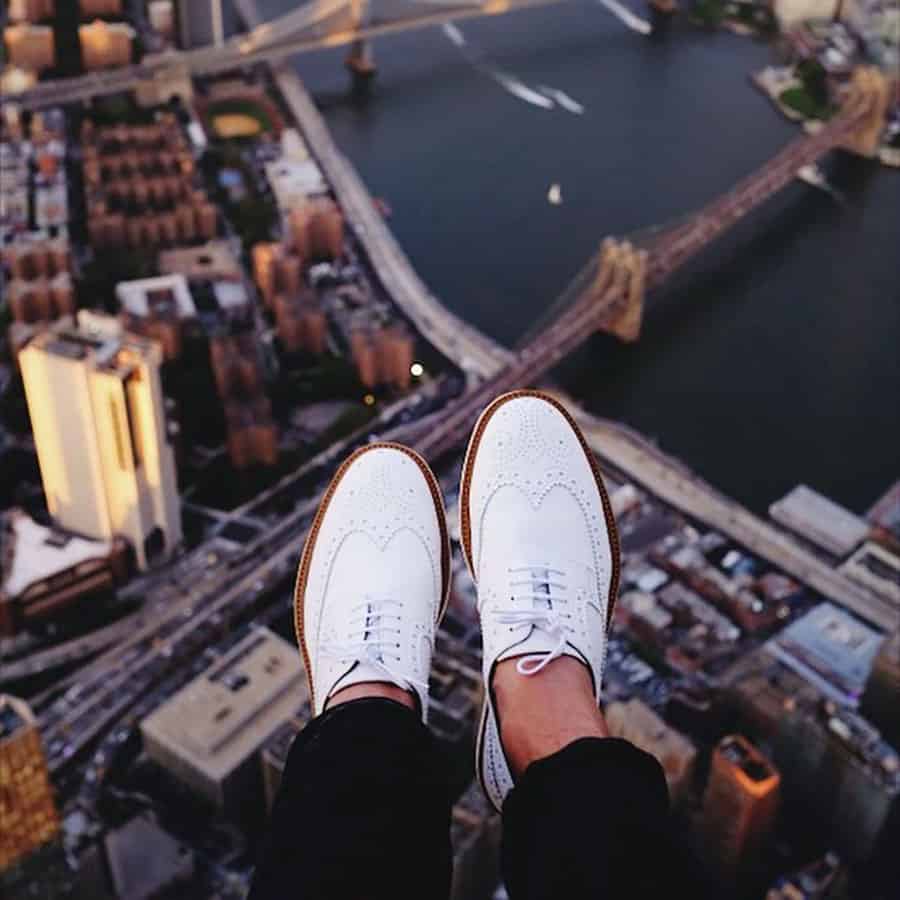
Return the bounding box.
[256,1,899,516]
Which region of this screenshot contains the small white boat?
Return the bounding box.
[548,183,563,205]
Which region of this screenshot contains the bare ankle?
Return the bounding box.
[493,656,608,778]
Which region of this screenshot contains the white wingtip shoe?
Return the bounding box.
[459,391,620,811]
[294,442,451,720]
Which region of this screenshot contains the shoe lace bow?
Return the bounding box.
[494,566,571,676]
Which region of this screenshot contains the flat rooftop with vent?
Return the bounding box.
[140,627,307,812]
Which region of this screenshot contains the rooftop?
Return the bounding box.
[140,627,306,784]
[1,511,113,599]
[770,484,870,558]
[0,694,34,744]
[25,311,159,371]
[116,273,197,321]
[766,602,885,706]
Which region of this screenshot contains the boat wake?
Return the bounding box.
[441,24,584,114]
[597,0,652,35]
[537,86,585,115]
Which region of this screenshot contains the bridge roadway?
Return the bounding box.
[8,0,572,111]
[272,65,512,381]
[569,407,899,634]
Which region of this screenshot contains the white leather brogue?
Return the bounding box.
[459,391,620,811]
[294,442,450,721]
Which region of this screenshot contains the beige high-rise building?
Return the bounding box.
[0,695,59,871]
[18,313,181,570]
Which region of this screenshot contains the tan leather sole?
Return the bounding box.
[293,442,452,711]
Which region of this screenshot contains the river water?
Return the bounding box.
[254,1,899,516]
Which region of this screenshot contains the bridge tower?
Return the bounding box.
[593,238,648,343]
[346,0,377,91]
[837,67,892,158]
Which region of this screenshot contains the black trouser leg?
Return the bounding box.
[249,698,453,900]
[501,737,709,899]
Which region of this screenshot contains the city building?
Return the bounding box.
[288,197,345,262]
[4,237,74,325]
[770,485,870,559]
[79,0,123,15]
[606,698,697,807]
[765,852,846,900]
[862,630,900,750]
[209,333,278,468]
[616,590,674,653]
[159,240,244,284]
[79,20,134,71]
[147,1,176,43]
[134,61,193,108]
[272,291,327,355]
[18,312,182,570]
[766,602,885,706]
[8,0,56,22]
[3,24,56,73]
[699,734,781,879]
[176,0,227,48]
[264,157,328,215]
[116,273,197,360]
[0,695,59,871]
[140,627,307,813]
[840,541,900,607]
[867,479,900,552]
[350,323,416,391]
[0,510,128,637]
[81,116,215,251]
[725,650,900,864]
[103,815,194,900]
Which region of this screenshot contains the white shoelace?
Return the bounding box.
[321,596,428,692]
[494,566,570,676]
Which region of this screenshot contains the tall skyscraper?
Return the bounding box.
[18,313,181,570]
[0,695,59,871]
[700,734,780,879]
